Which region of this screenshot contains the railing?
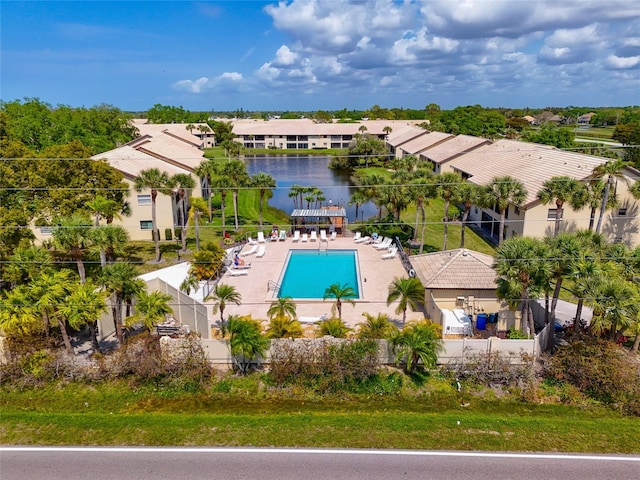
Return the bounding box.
[267,280,281,294]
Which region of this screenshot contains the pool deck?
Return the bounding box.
[214,235,425,332]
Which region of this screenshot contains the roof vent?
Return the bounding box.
[462,249,468,256]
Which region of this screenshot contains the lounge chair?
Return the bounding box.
[257,231,266,243]
[354,235,370,244]
[381,247,398,260]
[330,231,337,241]
[353,232,361,242]
[301,233,308,242]
[374,238,393,250]
[370,235,385,245]
[278,230,287,241]
[257,245,266,258]
[310,231,317,242]
[227,268,249,276]
[320,230,328,241]
[240,244,258,256]
[292,230,301,242]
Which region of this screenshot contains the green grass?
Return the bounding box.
[1,382,638,452]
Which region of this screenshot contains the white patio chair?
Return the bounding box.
[240,244,258,256]
[257,231,266,243]
[310,230,317,242]
[292,230,300,242]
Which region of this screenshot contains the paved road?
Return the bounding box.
[2,447,639,480]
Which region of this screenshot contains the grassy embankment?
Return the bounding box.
[1,380,638,452]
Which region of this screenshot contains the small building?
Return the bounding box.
[409,248,521,336]
[290,207,347,235]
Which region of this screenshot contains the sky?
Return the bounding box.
[2,0,640,112]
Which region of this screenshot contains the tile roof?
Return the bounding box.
[230,119,425,136]
[386,125,428,146]
[448,139,607,206]
[125,135,204,171]
[410,248,497,290]
[133,122,207,147]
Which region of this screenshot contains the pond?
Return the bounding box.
[243,155,377,222]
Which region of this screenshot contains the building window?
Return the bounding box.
[255,143,265,149]
[137,194,152,206]
[331,142,341,148]
[255,135,265,141]
[297,135,308,141]
[299,143,308,149]
[617,207,628,216]
[140,220,153,230]
[286,143,297,149]
[547,208,558,220]
[40,226,53,235]
[286,135,296,141]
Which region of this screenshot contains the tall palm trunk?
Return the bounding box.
[57,316,74,354]
[460,204,471,248]
[499,209,506,246]
[194,212,201,251]
[554,201,564,236]
[596,177,613,234]
[151,190,160,262]
[574,298,585,333]
[220,191,227,235]
[419,204,427,254]
[443,197,450,250]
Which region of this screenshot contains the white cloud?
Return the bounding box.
[173,72,243,94]
[606,55,640,69]
[173,77,210,93]
[273,45,297,66]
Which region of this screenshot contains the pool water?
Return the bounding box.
[278,249,360,299]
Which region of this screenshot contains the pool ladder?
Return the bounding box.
[267,280,281,294]
[318,239,329,254]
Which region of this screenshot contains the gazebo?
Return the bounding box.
[290,206,348,235]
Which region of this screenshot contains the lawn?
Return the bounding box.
[1,382,638,452]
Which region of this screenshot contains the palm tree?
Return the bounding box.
[180,274,200,295]
[86,195,121,226]
[323,282,356,320]
[251,172,276,228]
[567,253,604,333]
[171,173,196,252]
[349,190,368,223]
[206,283,241,337]
[485,176,527,246]
[437,172,462,250]
[409,171,436,253]
[195,159,219,223]
[188,196,209,251]
[0,286,40,337]
[265,316,303,339]
[357,312,397,339]
[185,123,195,134]
[591,159,630,234]
[288,185,305,209]
[587,277,638,341]
[224,159,250,231]
[5,246,52,286]
[31,270,75,352]
[60,281,108,353]
[316,317,352,338]
[227,315,269,374]
[387,277,424,326]
[91,224,129,267]
[267,297,297,320]
[537,176,587,236]
[391,320,443,373]
[383,126,392,137]
[131,290,173,331]
[456,182,482,249]
[494,237,551,338]
[51,214,93,283]
[197,124,211,146]
[100,262,145,345]
[358,173,386,219]
[134,168,172,263]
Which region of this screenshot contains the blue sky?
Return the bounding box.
[2,0,639,112]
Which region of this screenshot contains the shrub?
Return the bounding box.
[269,338,380,392]
[543,337,640,414]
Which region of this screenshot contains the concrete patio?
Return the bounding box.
[214,235,425,331]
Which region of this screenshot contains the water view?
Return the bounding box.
[244,155,377,222]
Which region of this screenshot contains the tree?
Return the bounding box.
[266,316,304,339]
[267,297,297,320]
[190,242,226,280]
[188,196,209,251]
[91,224,129,267]
[316,317,352,338]
[357,173,386,219]
[357,312,397,339]
[227,315,269,374]
[537,176,587,236]
[180,274,200,295]
[349,190,368,223]
[485,176,527,246]
[391,320,443,373]
[224,160,249,231]
[51,214,93,283]
[134,168,172,262]
[612,122,640,167]
[60,281,108,353]
[206,283,242,337]
[587,277,638,341]
[323,283,356,320]
[99,263,144,345]
[456,182,482,249]
[86,195,121,226]
[409,169,436,253]
[436,172,462,250]
[195,159,219,223]
[494,237,551,338]
[251,172,276,228]
[0,286,40,337]
[171,173,196,252]
[131,290,173,331]
[591,159,630,234]
[387,277,424,326]
[5,246,52,287]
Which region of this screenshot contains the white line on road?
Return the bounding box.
[2,447,639,461]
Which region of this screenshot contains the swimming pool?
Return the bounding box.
[277,249,361,299]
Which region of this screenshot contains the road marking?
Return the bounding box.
[2,447,639,461]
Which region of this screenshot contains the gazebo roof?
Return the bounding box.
[291,208,347,218]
